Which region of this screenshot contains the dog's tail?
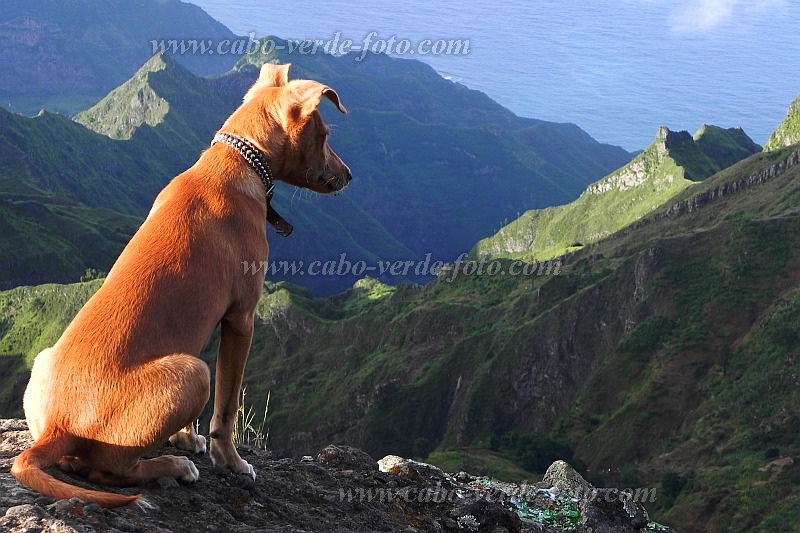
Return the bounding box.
[11,427,140,509]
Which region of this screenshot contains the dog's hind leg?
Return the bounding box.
[71,354,211,486]
[57,453,199,486]
[90,455,200,486]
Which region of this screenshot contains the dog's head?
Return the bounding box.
[220,63,351,194]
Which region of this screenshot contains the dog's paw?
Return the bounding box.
[209,444,256,480]
[57,455,89,475]
[225,459,256,480]
[173,456,200,483]
[191,434,207,454]
[169,430,207,454]
[240,461,256,481]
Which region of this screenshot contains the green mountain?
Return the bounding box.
[0,0,239,116]
[471,125,761,262]
[2,145,799,531]
[0,104,172,288]
[694,124,762,168]
[765,93,800,151]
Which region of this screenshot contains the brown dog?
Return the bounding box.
[11,63,351,508]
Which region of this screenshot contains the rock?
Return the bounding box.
[1,503,85,533]
[0,472,46,511]
[580,488,649,532]
[0,429,33,456]
[0,420,28,433]
[540,461,652,531]
[5,503,48,518]
[317,444,378,472]
[446,499,522,533]
[542,460,593,496]
[454,471,475,483]
[378,454,449,483]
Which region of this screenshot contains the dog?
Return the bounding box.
[11,62,351,508]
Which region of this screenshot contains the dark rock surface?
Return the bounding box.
[1,420,667,532]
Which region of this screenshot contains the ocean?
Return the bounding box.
[189,0,800,151]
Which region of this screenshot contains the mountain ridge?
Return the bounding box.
[470,125,761,262]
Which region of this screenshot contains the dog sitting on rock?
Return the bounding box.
[12,62,351,508]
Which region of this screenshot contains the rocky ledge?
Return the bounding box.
[0,420,668,532]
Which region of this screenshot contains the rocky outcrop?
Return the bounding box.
[585,127,683,196]
[587,124,760,196]
[0,420,667,532]
[542,462,651,533]
[765,94,800,151]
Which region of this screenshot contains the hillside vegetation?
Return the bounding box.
[0,179,139,288]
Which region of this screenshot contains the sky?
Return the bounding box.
[190,0,800,151]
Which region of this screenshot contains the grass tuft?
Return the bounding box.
[233,386,271,451]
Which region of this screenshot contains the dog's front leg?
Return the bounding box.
[209,315,256,479]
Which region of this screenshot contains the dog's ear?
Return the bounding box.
[243,63,292,103]
[259,63,291,87]
[291,80,348,118]
[322,87,347,115]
